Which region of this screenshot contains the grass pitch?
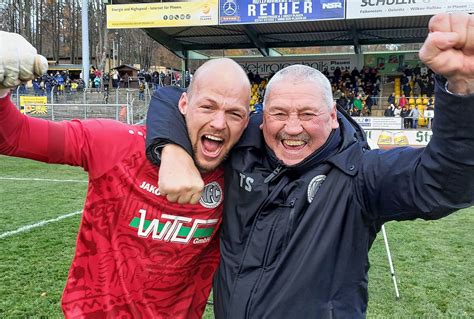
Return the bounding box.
[0,155,473,318]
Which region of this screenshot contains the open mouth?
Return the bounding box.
[200,134,225,158]
[281,139,306,150]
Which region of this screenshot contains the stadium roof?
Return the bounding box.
[112,0,431,59]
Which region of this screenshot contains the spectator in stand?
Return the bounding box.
[185,70,191,88]
[413,64,421,77]
[427,77,435,97]
[413,78,421,97]
[322,67,330,78]
[427,98,435,110]
[384,104,395,117]
[361,105,370,117]
[353,94,362,116]
[333,66,342,83]
[402,82,411,97]
[103,73,110,91]
[399,94,408,109]
[393,105,401,117]
[33,78,42,96]
[400,106,410,128]
[404,65,413,81]
[123,73,130,88]
[254,72,262,84]
[336,92,349,112]
[144,72,152,85]
[365,93,373,114]
[138,81,145,101]
[351,66,360,81]
[409,106,420,129]
[111,69,119,88]
[247,70,255,82]
[400,73,409,87]
[93,75,101,92]
[341,67,351,81]
[152,71,159,90]
[388,92,396,105]
[420,75,428,96]
[164,71,171,86]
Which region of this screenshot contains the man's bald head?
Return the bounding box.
[178,57,251,172]
[187,58,250,98]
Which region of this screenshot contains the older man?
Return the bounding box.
[0,31,251,318]
[146,13,474,318]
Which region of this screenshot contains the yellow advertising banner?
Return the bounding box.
[19,96,48,114]
[106,1,218,29]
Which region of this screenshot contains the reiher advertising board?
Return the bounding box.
[219,0,345,25]
[346,0,474,19]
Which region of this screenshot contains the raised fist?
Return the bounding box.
[0,31,48,89]
[419,13,474,95]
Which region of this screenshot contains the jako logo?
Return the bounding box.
[130,209,218,244]
[322,2,342,9]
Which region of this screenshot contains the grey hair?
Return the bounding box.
[263,64,334,111]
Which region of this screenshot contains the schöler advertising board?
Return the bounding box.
[346,0,474,19]
[219,0,344,25]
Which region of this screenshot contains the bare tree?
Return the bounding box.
[0,0,182,71]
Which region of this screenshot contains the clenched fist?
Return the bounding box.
[0,31,48,90]
[419,13,474,95]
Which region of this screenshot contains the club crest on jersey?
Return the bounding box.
[307,175,326,203]
[199,182,223,209]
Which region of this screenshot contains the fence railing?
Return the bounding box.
[11,86,150,124]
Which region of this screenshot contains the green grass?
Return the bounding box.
[1,155,473,318]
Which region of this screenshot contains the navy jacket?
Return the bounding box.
[146,77,474,318]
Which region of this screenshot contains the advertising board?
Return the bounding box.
[219,0,344,25]
[107,1,218,28]
[346,0,474,20]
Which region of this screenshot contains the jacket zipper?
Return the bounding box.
[283,198,297,249]
[329,301,334,319]
[244,214,280,319]
[264,165,284,183]
[245,198,296,319]
[229,174,288,318]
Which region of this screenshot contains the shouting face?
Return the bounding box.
[179,59,250,172]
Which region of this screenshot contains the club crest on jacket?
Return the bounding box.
[307,175,326,203]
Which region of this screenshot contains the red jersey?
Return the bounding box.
[0,95,224,318]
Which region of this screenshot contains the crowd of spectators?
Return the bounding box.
[383,65,436,128]
[246,66,382,117]
[331,66,381,117]
[24,71,85,97]
[17,62,435,129]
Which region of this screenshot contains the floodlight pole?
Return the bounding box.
[82,0,90,88]
[381,225,400,299]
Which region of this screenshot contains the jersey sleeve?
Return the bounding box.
[145,86,192,166]
[0,94,141,179]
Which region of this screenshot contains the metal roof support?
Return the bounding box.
[181,51,189,88]
[144,29,187,60]
[350,24,361,54]
[242,25,269,57]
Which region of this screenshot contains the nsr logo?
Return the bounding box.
[322,2,342,9]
